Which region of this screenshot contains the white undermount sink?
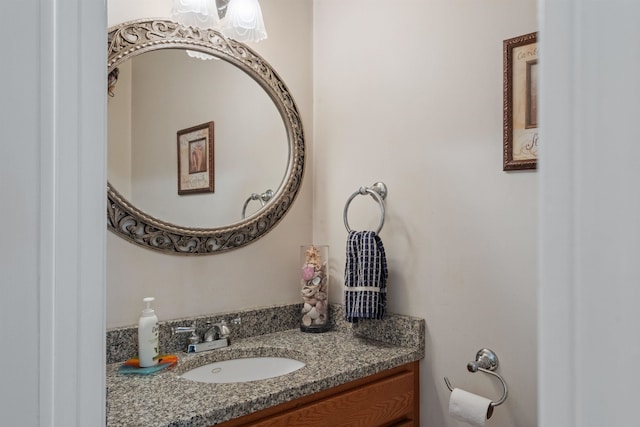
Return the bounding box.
[179,357,305,384]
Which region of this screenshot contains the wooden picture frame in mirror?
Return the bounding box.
[177,121,215,195]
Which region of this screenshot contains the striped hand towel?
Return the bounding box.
[344,230,388,323]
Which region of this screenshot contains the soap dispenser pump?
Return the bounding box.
[138,297,159,367]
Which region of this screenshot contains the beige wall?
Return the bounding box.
[313,1,537,426]
[107,60,132,198]
[108,0,537,425]
[106,0,314,326]
[110,50,286,227]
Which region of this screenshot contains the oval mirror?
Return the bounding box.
[107,19,305,255]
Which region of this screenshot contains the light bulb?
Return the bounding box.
[221,0,267,43]
[171,0,221,29]
[186,50,219,60]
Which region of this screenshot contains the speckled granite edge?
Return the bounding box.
[107,303,425,364]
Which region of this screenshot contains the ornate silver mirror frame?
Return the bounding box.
[107,19,305,255]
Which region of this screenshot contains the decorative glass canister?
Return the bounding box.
[300,245,330,332]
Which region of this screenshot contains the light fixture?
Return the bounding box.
[171,0,221,29]
[185,50,218,60]
[221,0,267,43]
[171,0,268,44]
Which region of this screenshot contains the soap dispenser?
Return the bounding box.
[138,297,159,367]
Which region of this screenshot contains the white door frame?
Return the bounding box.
[538,1,640,426]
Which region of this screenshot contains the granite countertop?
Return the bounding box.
[106,328,424,427]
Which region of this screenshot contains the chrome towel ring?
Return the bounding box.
[343,182,388,234]
[241,189,274,219]
[444,348,509,414]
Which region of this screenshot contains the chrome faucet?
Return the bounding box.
[203,320,231,342]
[172,320,231,353]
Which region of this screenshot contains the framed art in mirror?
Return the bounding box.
[503,31,538,171]
[177,121,215,195]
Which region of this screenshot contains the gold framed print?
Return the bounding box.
[503,32,538,171]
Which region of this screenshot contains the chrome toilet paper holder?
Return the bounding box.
[444,348,509,409]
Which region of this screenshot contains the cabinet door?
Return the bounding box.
[221,362,419,427]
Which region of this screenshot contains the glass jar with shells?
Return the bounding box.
[300,245,330,332]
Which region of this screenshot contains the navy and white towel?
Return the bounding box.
[344,230,388,323]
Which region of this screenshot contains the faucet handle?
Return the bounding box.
[171,321,200,344]
[218,320,231,337]
[171,321,196,336]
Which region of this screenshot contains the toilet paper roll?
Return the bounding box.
[449,388,493,426]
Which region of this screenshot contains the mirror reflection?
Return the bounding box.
[107,48,288,228]
[106,19,304,254]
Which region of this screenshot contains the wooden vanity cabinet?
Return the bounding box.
[216,361,419,427]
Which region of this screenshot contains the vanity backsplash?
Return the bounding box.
[106,303,425,364]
